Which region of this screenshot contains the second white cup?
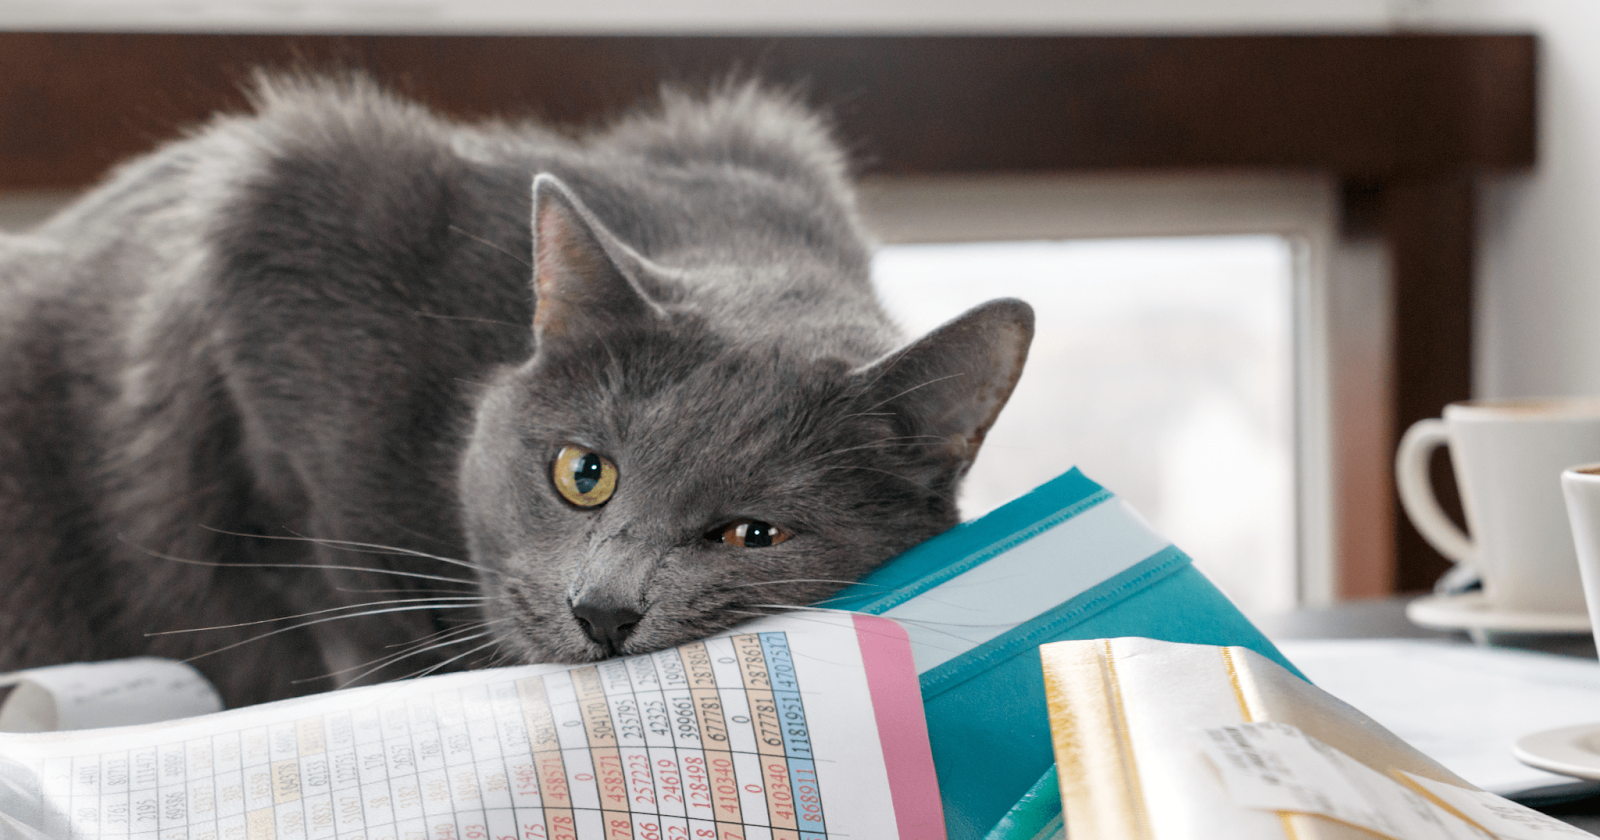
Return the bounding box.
[1396,398,1600,614]
[1562,465,1600,649]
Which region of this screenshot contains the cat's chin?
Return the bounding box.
[488,627,608,666]
[488,610,747,666]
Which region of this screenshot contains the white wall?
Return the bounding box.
[1402,1,1600,402]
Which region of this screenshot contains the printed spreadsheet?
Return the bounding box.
[0,614,927,840]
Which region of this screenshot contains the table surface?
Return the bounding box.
[1256,595,1600,829]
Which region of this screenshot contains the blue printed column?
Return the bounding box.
[732,634,797,840]
[758,634,825,840]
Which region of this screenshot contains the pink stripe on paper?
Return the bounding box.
[854,613,946,840]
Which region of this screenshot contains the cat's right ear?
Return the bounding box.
[853,298,1035,487]
[531,174,666,348]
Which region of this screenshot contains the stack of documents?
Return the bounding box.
[1041,637,1595,840]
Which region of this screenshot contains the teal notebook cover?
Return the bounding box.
[828,467,1301,840]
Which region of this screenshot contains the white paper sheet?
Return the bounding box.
[0,613,937,840]
[0,659,222,733]
[1276,639,1600,797]
[1200,722,1590,840]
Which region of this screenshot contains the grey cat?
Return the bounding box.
[0,75,1033,708]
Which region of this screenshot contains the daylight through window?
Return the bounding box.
[872,236,1296,617]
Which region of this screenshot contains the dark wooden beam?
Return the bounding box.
[1382,176,1477,591]
[0,33,1534,189]
[0,31,1537,593]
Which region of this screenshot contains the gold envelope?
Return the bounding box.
[1041,637,1484,840]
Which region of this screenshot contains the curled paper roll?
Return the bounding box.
[0,658,222,732]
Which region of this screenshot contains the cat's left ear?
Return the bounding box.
[854,298,1034,483]
[531,173,667,346]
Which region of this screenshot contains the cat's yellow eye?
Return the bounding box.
[552,446,618,507]
[707,519,791,548]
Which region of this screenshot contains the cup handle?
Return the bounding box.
[1395,418,1476,565]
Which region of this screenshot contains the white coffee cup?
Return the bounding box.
[1562,465,1600,648]
[1395,398,1600,614]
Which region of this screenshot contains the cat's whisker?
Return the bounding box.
[447,224,533,269]
[315,633,489,684]
[747,602,1020,630]
[197,525,502,577]
[381,620,494,652]
[176,604,487,664]
[118,537,479,587]
[413,311,526,330]
[285,530,502,576]
[724,608,880,633]
[148,595,488,636]
[727,607,978,654]
[839,372,967,422]
[816,464,957,503]
[387,616,513,652]
[389,637,504,683]
[485,646,519,669]
[327,634,492,689]
[743,603,865,615]
[349,616,507,665]
[326,622,510,688]
[796,435,953,469]
[723,578,868,590]
[336,586,480,596]
[847,346,910,395]
[808,585,892,605]
[301,628,492,685]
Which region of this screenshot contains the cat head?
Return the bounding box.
[459,174,1034,663]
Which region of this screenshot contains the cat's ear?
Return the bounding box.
[854,298,1034,483]
[531,173,666,345]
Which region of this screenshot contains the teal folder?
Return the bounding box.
[828,467,1302,840]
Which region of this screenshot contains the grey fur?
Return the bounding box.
[0,74,1034,707]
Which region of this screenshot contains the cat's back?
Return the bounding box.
[1,74,893,483]
[189,75,889,356]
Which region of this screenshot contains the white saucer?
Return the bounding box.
[1516,723,1600,780]
[1406,591,1591,634]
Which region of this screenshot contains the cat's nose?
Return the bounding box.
[570,597,644,651]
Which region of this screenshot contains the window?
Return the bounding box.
[873,236,1296,616]
[860,172,1359,617]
